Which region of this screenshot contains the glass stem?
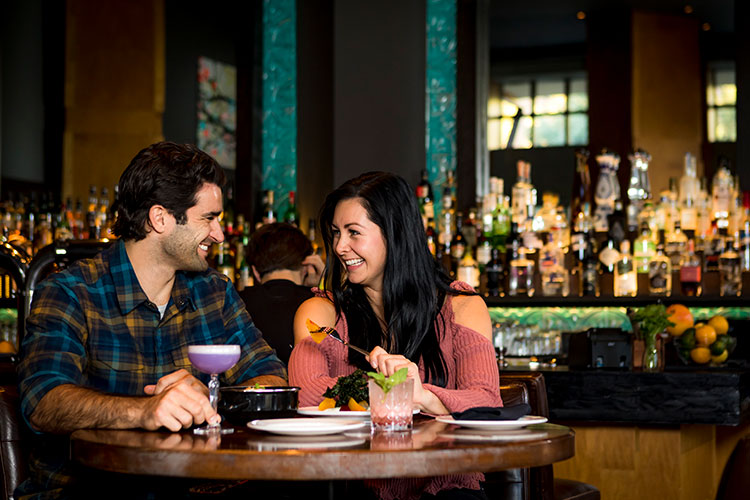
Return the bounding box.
[208,373,220,428]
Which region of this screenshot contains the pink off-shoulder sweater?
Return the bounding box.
[288,282,502,500]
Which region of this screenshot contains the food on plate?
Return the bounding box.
[317,369,369,411]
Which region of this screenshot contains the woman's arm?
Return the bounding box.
[289,297,346,406]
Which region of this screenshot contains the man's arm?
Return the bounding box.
[31,369,217,434]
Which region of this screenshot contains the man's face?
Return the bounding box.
[162,183,225,272]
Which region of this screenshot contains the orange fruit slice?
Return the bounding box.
[347,398,367,411]
[306,318,320,332]
[318,397,336,411]
[695,325,717,346]
[306,318,329,343]
[690,347,711,364]
[708,316,729,335]
[666,304,693,337]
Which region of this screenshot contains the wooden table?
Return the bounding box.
[71,417,574,480]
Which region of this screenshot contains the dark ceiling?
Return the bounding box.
[489,0,735,49]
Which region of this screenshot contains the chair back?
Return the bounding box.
[716,434,750,500]
[0,359,25,500]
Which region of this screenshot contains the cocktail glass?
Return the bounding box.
[188,344,241,435]
[368,378,414,432]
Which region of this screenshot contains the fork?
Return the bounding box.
[311,326,370,357]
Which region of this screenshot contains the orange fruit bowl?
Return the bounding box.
[665,304,694,337]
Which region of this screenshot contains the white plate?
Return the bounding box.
[297,407,421,418]
[435,415,548,430]
[248,418,367,436]
[244,434,366,450]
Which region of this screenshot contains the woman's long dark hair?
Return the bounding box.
[319,171,471,387]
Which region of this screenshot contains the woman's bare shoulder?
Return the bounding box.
[293,296,337,344]
[450,293,492,341]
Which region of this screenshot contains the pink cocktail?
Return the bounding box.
[368,378,414,432]
[188,345,241,435]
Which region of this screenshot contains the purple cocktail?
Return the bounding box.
[188,345,241,435]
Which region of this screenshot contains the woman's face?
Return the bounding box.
[331,198,387,291]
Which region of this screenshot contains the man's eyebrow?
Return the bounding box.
[205,210,223,218]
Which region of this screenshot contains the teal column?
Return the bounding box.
[425,0,457,223]
[262,0,297,217]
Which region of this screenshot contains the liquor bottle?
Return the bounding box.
[571,148,592,225]
[704,227,725,272]
[485,247,504,297]
[679,153,700,236]
[425,218,438,258]
[86,185,98,239]
[511,160,536,227]
[491,195,511,253]
[456,247,480,291]
[416,169,434,227]
[665,220,688,269]
[679,239,702,296]
[283,191,300,227]
[740,192,750,272]
[614,240,637,297]
[223,185,236,236]
[234,240,247,292]
[450,214,467,275]
[507,238,534,297]
[626,149,652,235]
[598,238,620,274]
[607,200,627,249]
[261,190,276,226]
[711,159,734,223]
[216,242,235,283]
[648,231,672,296]
[475,225,492,271]
[633,222,655,274]
[696,177,712,242]
[593,149,621,234]
[539,233,569,297]
[572,207,599,296]
[718,236,741,296]
[307,217,320,255]
[98,187,110,238]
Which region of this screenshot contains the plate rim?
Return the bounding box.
[435,415,548,428]
[247,417,367,436]
[297,406,421,417]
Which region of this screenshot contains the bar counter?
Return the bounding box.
[506,364,750,500]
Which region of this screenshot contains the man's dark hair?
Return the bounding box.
[112,142,226,241]
[247,223,313,278]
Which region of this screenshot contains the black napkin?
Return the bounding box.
[451,403,532,421]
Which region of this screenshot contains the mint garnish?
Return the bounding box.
[367,367,408,394]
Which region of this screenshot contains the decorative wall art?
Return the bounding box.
[197,56,237,169]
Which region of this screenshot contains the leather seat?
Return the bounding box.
[716,434,750,500]
[485,372,600,500]
[0,367,26,500]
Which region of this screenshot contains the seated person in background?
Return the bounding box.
[240,222,323,364]
[289,171,500,500]
[17,141,286,498]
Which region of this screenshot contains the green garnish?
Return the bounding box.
[253,382,262,389]
[367,367,408,394]
[323,369,369,406]
[631,304,675,346]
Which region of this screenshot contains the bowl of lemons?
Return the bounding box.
[672,311,735,366]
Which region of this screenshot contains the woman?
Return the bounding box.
[289,171,501,500]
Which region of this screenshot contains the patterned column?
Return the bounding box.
[425,0,457,221]
[262,0,297,216]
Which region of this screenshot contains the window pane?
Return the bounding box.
[707,108,716,143]
[568,113,588,145]
[569,78,588,112]
[534,80,566,114]
[502,82,532,116]
[533,115,565,147]
[488,97,503,118]
[488,118,503,150]
[715,107,736,142]
[500,99,519,117]
[510,116,533,149]
[709,69,736,107]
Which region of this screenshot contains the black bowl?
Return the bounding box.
[219,386,300,425]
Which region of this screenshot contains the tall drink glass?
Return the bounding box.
[188,345,241,435]
[368,378,414,432]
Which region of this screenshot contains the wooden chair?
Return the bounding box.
[715,434,750,500]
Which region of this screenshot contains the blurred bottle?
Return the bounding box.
[511,160,536,227]
[711,159,734,224]
[86,185,98,239]
[679,153,700,237]
[696,177,712,242]
[614,240,637,297]
[216,242,235,283]
[718,236,741,296]
[571,205,599,297]
[665,220,688,269]
[450,214,467,276]
[283,191,300,227]
[679,239,703,296]
[456,247,480,290]
[593,149,620,234]
[507,224,534,297]
[571,148,592,225]
[261,190,276,226]
[223,185,236,236]
[626,149,651,235]
[539,233,569,297]
[484,247,504,297]
[425,218,438,258]
[416,169,434,228]
[648,231,672,296]
[98,187,110,239]
[739,192,750,271]
[307,217,320,255]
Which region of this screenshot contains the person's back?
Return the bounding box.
[240,223,322,364]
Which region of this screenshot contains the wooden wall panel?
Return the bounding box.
[631,10,703,195]
[63,0,165,205]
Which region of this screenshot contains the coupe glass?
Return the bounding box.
[188,344,241,435]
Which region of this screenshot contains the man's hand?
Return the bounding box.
[301,254,325,287]
[140,369,217,432]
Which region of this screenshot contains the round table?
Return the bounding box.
[71,417,574,480]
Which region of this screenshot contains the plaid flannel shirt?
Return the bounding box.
[16,240,286,497]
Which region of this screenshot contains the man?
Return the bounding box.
[17,142,286,497]
[240,222,323,364]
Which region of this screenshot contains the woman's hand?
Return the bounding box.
[367,346,448,415]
